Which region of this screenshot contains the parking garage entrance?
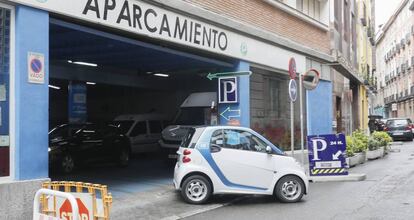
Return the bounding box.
[48,19,238,196]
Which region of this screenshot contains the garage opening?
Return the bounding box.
[48,19,234,197]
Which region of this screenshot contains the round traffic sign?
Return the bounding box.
[30,58,43,74]
[289,79,297,102]
[288,58,297,79]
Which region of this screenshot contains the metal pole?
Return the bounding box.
[299,73,305,166]
[291,101,294,156]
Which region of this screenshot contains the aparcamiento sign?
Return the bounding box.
[8,0,306,73]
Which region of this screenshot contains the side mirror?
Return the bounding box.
[266,146,272,154]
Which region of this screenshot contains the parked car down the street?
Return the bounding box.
[384,118,414,141]
[173,126,308,204]
[113,114,169,154]
[48,123,131,173]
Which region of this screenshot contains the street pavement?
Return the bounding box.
[185,141,414,220]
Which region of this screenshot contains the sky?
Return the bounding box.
[375,0,404,30]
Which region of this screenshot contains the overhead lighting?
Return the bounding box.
[154,73,169,78]
[146,71,153,74]
[48,85,61,90]
[86,82,96,85]
[68,60,98,67]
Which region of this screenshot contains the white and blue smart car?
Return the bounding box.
[173,126,308,204]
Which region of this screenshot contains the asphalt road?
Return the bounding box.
[185,142,414,220]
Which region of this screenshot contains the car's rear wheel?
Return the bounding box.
[61,154,75,174]
[274,175,304,203]
[181,175,212,204]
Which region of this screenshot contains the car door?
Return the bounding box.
[129,121,150,153]
[147,120,163,152]
[76,124,104,161]
[209,129,275,190]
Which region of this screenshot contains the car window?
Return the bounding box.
[149,120,163,133]
[130,121,147,137]
[181,128,196,148]
[221,129,268,153]
[387,119,409,126]
[113,120,134,134]
[210,129,224,147]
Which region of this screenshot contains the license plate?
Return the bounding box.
[168,154,178,159]
[394,132,403,135]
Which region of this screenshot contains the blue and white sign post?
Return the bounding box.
[68,82,87,123]
[307,134,348,176]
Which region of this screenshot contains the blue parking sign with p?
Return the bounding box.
[219,77,238,104]
[307,134,348,176]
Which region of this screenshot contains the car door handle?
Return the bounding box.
[210,144,222,153]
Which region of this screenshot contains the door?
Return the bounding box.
[147,120,163,151]
[210,129,275,190]
[76,124,104,161]
[129,121,150,153]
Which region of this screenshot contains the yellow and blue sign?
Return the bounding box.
[307,134,348,176]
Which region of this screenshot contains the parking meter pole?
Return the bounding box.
[290,101,294,156]
[299,73,305,166]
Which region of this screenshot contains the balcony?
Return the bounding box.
[361,18,367,26]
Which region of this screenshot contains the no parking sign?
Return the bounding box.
[28,52,45,84]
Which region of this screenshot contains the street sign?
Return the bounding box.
[288,58,297,79]
[57,193,93,220]
[219,77,238,103]
[220,107,241,121]
[28,52,45,84]
[307,134,348,176]
[207,71,252,80]
[289,79,297,102]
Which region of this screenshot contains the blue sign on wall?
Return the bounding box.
[219,77,238,104]
[68,82,87,123]
[307,134,348,176]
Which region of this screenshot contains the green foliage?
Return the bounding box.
[346,135,355,157]
[367,136,381,151]
[351,129,368,153]
[346,131,391,156]
[372,131,392,147]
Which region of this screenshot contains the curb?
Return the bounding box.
[308,173,366,182]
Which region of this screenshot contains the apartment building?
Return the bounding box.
[356,0,375,131]
[329,0,366,134]
[375,0,414,118]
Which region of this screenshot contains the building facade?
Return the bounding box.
[329,0,366,134]
[0,0,334,218]
[375,0,414,118]
[356,0,375,131]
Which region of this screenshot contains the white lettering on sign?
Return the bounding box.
[9,0,306,73]
[311,138,327,161]
[60,212,89,220]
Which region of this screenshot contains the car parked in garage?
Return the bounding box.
[160,92,217,159]
[384,118,414,141]
[49,123,131,173]
[174,126,308,204]
[113,114,169,154]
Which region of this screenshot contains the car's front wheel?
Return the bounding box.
[119,148,130,167]
[181,175,212,204]
[274,175,305,203]
[61,153,75,174]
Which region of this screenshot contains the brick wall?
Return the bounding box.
[183,0,330,54]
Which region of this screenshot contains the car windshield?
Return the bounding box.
[113,120,134,134]
[49,124,82,139]
[387,119,408,127]
[175,108,207,125]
